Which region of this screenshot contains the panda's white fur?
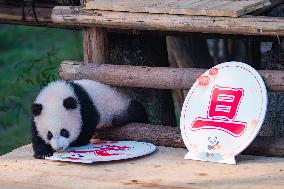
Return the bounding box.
[74,79,130,128]
[33,79,132,154]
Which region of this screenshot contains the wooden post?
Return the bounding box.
[83,27,109,64]
[81,0,108,64]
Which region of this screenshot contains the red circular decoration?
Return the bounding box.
[198,76,210,86]
[209,68,218,76]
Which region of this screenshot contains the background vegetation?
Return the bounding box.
[0,25,83,155]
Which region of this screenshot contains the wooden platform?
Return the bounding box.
[1,145,284,189]
[52,6,284,36]
[85,0,273,17]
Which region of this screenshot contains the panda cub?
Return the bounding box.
[31,79,148,159]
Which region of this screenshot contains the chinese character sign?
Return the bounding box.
[180,62,267,164]
[192,86,247,137]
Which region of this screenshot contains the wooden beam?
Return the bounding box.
[59,61,284,92]
[52,6,284,36]
[0,2,81,29]
[96,123,284,157]
[0,1,282,39]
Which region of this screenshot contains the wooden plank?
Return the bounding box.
[52,6,284,36]
[251,0,284,15]
[59,61,284,92]
[1,145,284,189]
[85,0,275,17]
[96,123,284,157]
[0,3,81,29]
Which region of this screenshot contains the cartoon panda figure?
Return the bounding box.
[31,79,148,159]
[206,136,220,157]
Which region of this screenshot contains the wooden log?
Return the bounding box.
[83,27,109,64]
[97,123,184,148]
[59,61,284,92]
[0,1,282,39]
[97,123,284,157]
[243,136,284,157]
[0,2,81,29]
[52,6,284,36]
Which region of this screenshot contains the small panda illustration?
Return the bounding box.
[206,136,220,157]
[31,79,148,159]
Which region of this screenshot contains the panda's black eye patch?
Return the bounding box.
[60,129,70,138]
[47,131,53,140]
[63,96,77,110]
[31,103,42,116]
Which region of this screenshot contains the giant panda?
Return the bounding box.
[31,79,148,159]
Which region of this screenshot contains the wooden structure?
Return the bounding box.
[84,0,277,17]
[1,144,284,189]
[52,6,284,36]
[1,0,284,188]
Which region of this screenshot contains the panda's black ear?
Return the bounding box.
[63,96,77,110]
[32,103,42,117]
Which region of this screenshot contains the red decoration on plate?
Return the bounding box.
[198,76,210,86]
[209,68,218,76]
[46,141,156,163]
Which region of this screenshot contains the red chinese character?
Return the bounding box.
[209,86,243,120]
[191,86,247,137]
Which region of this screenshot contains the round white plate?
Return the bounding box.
[45,140,156,163]
[180,62,267,164]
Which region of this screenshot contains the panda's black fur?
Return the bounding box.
[31,80,148,159]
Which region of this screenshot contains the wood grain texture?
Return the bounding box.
[1,145,284,189]
[0,2,81,29]
[52,6,284,36]
[83,27,109,64]
[85,0,273,17]
[59,61,284,92]
[97,123,284,157]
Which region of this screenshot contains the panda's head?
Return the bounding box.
[208,136,218,146]
[32,81,82,152]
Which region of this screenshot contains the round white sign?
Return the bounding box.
[180,62,267,164]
